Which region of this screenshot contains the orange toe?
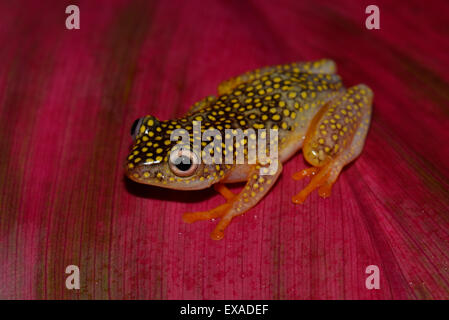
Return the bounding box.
[292,191,308,204]
[292,167,330,204]
[292,167,320,180]
[318,183,333,198]
[210,217,232,240]
[210,229,225,241]
[182,202,231,223]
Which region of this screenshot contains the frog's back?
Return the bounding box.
[182,67,345,149]
[129,62,345,171]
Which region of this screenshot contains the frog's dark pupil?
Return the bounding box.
[130,118,140,136]
[175,156,192,171]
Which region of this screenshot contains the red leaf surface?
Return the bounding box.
[1,0,449,299]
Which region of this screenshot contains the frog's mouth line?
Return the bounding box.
[125,161,214,191]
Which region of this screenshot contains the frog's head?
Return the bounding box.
[125,115,215,190]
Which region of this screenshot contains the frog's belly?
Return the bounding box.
[222,131,306,183]
[222,165,252,183]
[279,131,307,163]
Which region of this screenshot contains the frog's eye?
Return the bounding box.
[169,149,199,177]
[130,117,144,139]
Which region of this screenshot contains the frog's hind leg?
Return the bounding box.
[183,163,282,240]
[292,84,373,204]
[218,59,336,95]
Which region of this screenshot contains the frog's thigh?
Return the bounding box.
[183,163,282,240]
[292,84,373,204]
[218,59,336,95]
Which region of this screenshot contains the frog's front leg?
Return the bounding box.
[183,163,282,240]
[292,84,373,203]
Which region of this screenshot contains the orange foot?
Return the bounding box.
[182,184,236,240]
[291,165,335,204]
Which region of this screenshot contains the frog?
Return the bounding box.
[126,59,373,240]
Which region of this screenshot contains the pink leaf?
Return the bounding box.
[0,0,448,299]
